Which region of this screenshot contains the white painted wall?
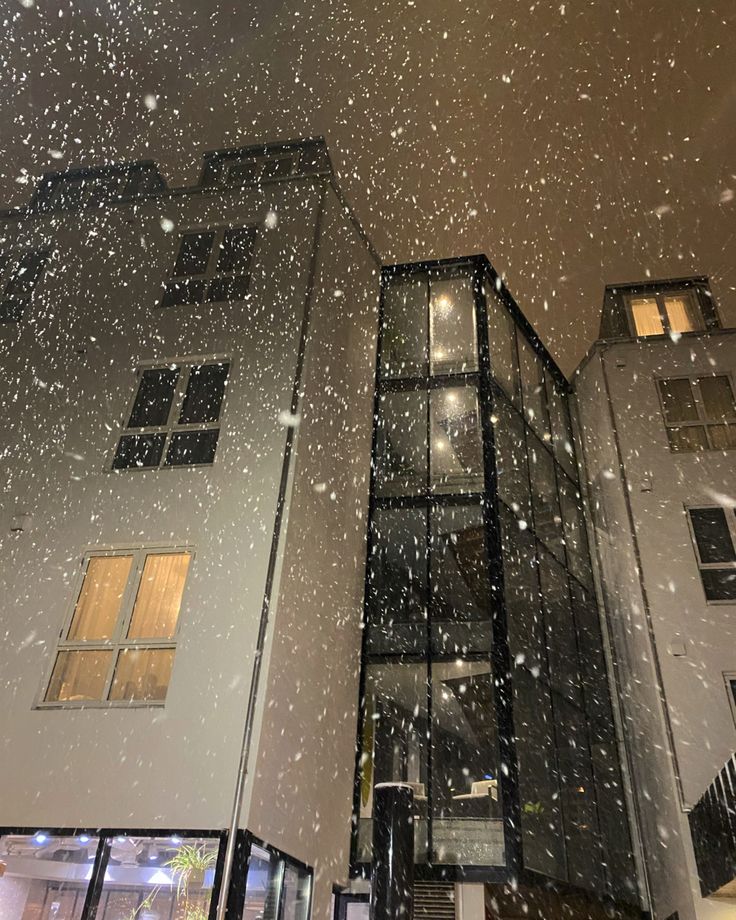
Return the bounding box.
[575,330,736,920]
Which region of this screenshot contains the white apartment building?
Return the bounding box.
[575,278,736,920]
[0,138,380,920]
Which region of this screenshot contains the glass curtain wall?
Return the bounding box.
[355,258,637,903]
[486,278,638,902]
[357,269,504,868]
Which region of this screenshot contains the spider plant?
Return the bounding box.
[165,844,217,902]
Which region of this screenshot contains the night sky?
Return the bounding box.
[2,0,734,373]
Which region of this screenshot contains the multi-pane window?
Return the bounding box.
[0,248,49,322]
[43,548,192,705]
[688,507,736,602]
[628,289,705,337]
[657,375,736,451]
[161,226,257,308]
[226,153,296,185]
[113,360,229,469]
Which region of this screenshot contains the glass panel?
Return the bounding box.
[207,275,250,302]
[5,250,47,299]
[667,426,707,452]
[500,508,566,879]
[528,436,564,558]
[431,661,502,865]
[375,390,427,497]
[97,836,218,920]
[558,476,592,587]
[546,377,576,477]
[492,396,532,529]
[108,648,175,702]
[429,277,477,375]
[161,278,207,307]
[518,337,550,439]
[45,649,113,702]
[165,429,220,466]
[128,553,191,639]
[630,297,663,336]
[358,663,429,863]
[658,378,698,423]
[128,368,180,428]
[430,387,483,494]
[218,227,256,273]
[381,276,428,379]
[665,294,703,333]
[279,863,311,920]
[113,433,167,469]
[242,844,282,920]
[173,232,215,276]
[179,364,229,424]
[430,504,491,656]
[68,555,133,640]
[486,289,520,405]
[263,156,294,179]
[701,569,736,602]
[708,424,736,450]
[0,833,99,920]
[689,508,735,563]
[699,376,735,419]
[366,508,428,656]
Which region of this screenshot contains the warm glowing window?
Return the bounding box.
[628,290,704,337]
[657,375,736,451]
[113,360,230,470]
[43,548,192,705]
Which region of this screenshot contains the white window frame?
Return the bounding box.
[656,372,736,452]
[110,354,232,472]
[685,504,736,605]
[160,223,259,307]
[36,544,194,710]
[625,288,704,338]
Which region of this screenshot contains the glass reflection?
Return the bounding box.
[430,387,483,494]
[429,278,477,375]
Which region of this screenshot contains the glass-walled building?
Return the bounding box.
[353,256,639,906]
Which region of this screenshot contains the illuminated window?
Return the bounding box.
[113,360,229,469]
[628,290,705,337]
[161,225,257,307]
[43,548,191,705]
[657,375,736,451]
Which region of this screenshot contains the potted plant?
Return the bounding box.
[166,844,217,920]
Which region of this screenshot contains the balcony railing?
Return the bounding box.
[689,754,736,897]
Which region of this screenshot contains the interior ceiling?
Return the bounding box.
[2,0,735,375]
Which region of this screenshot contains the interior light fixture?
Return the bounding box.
[33,833,48,845]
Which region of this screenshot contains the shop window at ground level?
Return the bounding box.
[241,842,311,920]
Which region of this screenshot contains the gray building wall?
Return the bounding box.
[575,330,736,920]
[0,159,379,918]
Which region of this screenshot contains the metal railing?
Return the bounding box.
[689,753,736,897]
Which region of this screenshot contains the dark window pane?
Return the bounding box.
[701,569,736,602]
[518,337,550,438]
[4,250,48,299]
[228,161,259,185]
[381,276,429,379]
[173,232,214,276]
[486,288,520,405]
[179,363,229,424]
[207,274,250,302]
[430,386,483,494]
[128,368,179,428]
[217,227,256,274]
[708,424,736,450]
[164,429,220,466]
[689,508,735,563]
[262,156,294,179]
[699,376,735,420]
[658,378,698,423]
[0,300,26,323]
[113,433,166,469]
[375,390,428,497]
[366,507,428,655]
[667,426,707,451]
[161,277,206,307]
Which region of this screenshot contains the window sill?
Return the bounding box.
[34,700,167,711]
